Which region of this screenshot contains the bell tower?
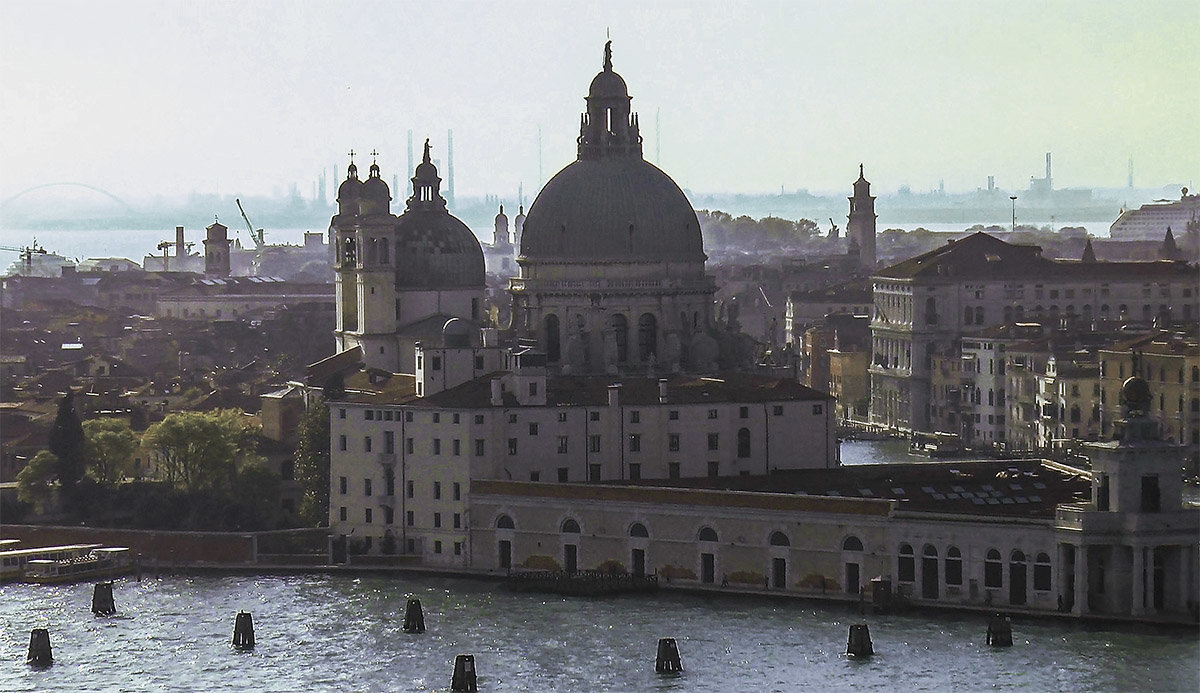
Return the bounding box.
[847,164,877,271]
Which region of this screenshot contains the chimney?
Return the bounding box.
[608,383,621,408]
[490,378,503,407]
[175,226,185,258]
[658,379,668,404]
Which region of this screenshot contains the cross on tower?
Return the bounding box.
[370,149,379,162]
[347,149,356,163]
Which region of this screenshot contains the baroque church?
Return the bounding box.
[331,142,486,373]
[331,42,720,376]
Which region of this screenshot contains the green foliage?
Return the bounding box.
[697,210,820,250]
[141,409,262,493]
[83,418,138,484]
[294,398,331,526]
[48,391,86,492]
[16,450,57,511]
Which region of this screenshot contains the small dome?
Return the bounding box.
[588,69,629,100]
[1120,376,1152,409]
[495,205,508,223]
[337,164,362,201]
[393,204,485,289]
[360,163,391,215]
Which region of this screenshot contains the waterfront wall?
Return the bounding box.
[0,525,329,564]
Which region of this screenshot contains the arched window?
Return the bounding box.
[629,523,648,538]
[925,297,938,325]
[698,526,718,542]
[544,314,561,362]
[737,427,751,458]
[610,314,629,362]
[974,306,984,325]
[964,306,973,325]
[945,546,963,586]
[561,518,580,534]
[379,238,390,265]
[898,543,915,582]
[638,313,658,360]
[984,548,1002,588]
[1100,304,1110,315]
[1034,552,1052,591]
[1118,304,1128,315]
[842,536,863,552]
[769,531,790,547]
[495,515,514,529]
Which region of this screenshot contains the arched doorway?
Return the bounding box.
[561,518,580,574]
[544,314,561,362]
[638,313,658,361]
[610,314,629,363]
[1009,550,1027,605]
[922,545,939,599]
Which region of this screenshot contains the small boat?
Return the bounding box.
[23,547,132,584]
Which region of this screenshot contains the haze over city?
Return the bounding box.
[2,0,1197,207]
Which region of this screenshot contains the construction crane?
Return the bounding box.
[0,240,47,274]
[236,198,265,249]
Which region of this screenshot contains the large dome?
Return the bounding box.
[520,154,704,262]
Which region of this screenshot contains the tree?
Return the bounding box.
[16,450,58,512]
[83,418,138,484]
[48,391,86,493]
[141,409,260,493]
[293,397,331,526]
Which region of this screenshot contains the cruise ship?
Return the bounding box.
[1109,187,1199,240]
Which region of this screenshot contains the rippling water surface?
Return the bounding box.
[1,574,1196,691]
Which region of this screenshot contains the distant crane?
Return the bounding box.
[0,240,48,274]
[236,198,265,249]
[828,218,840,240]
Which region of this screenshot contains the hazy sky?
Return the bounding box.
[2,0,1197,204]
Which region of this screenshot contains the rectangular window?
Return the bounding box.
[405,438,414,454]
[668,462,680,479]
[984,560,1002,588]
[629,433,641,452]
[453,482,461,500]
[407,480,414,498]
[452,439,461,456]
[433,439,442,455]
[365,410,374,421]
[668,433,680,452]
[558,467,569,482]
[453,413,460,424]
[557,436,569,454]
[339,476,347,494]
[339,506,347,521]
[589,464,601,482]
[364,436,372,452]
[629,463,641,481]
[1141,475,1161,512]
[739,406,749,419]
[453,513,461,529]
[365,508,373,523]
[454,541,462,556]
[529,422,539,436]
[589,411,600,422]
[589,435,601,453]
[630,410,641,423]
[557,412,568,423]
[339,408,346,419]
[707,409,718,419]
[431,356,442,371]
[773,405,783,416]
[707,433,719,451]
[433,481,441,500]
[406,510,414,526]
[1034,562,1052,592]
[813,404,824,415]
[509,413,518,423]
[385,470,395,496]
[384,430,395,454]
[668,410,679,420]
[529,381,538,397]
[508,438,518,455]
[384,506,394,524]
[474,439,485,456]
[529,471,540,482]
[707,461,719,477]
[475,414,484,424]
[364,478,372,496]
[339,435,347,452]
[475,355,484,370]
[434,541,442,554]
[434,512,442,528]
[405,411,414,422]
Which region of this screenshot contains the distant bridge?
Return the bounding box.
[1,182,135,213]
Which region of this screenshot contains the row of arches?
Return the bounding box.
[499,515,792,546]
[897,543,1051,605]
[543,312,659,363]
